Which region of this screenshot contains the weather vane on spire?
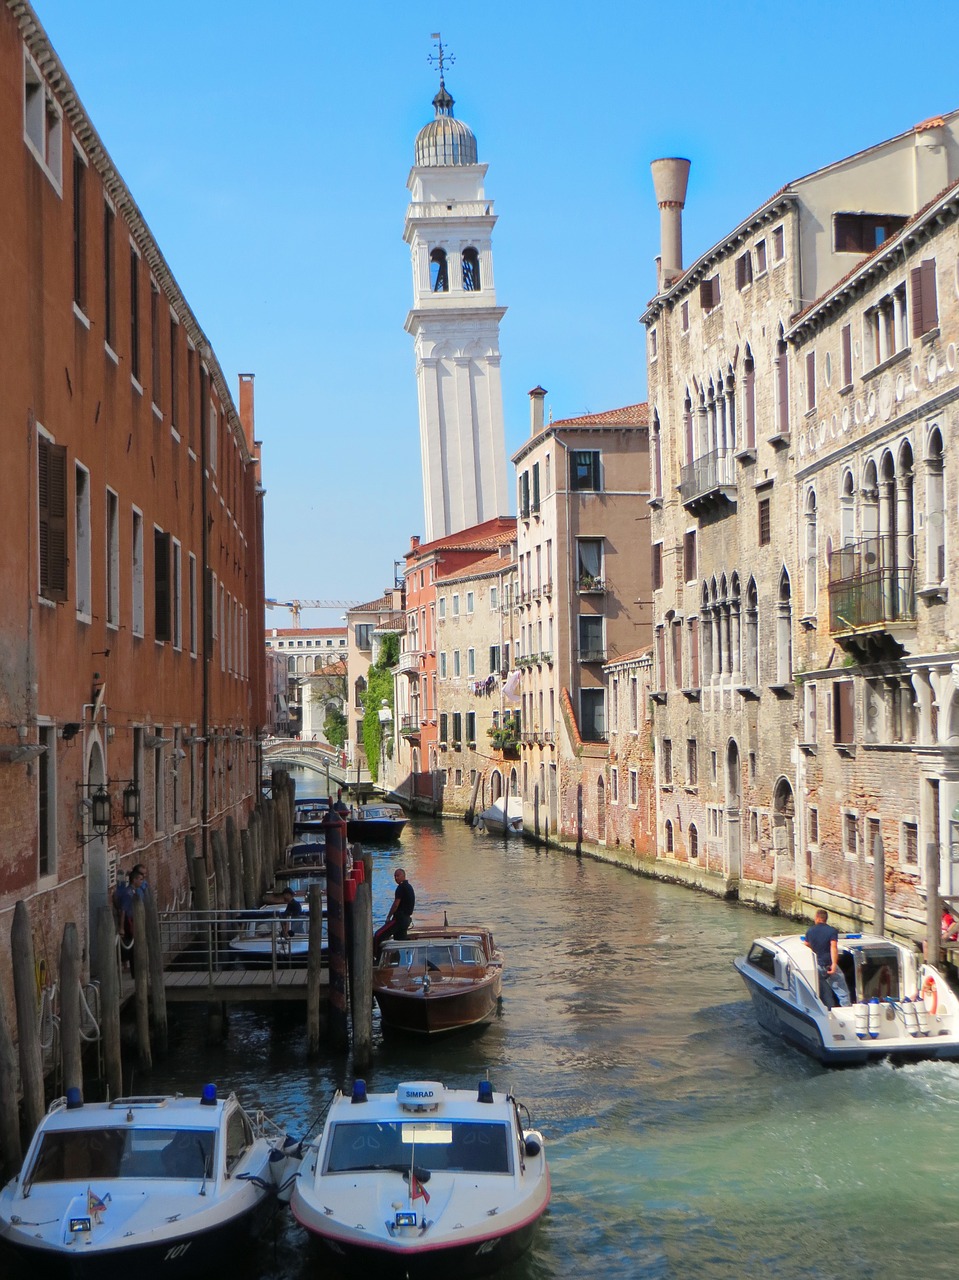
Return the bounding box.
[428,33,454,86]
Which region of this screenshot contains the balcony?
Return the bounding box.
[828,538,916,659]
[395,649,420,675]
[399,715,421,738]
[578,648,608,664]
[577,574,606,595]
[680,447,737,510]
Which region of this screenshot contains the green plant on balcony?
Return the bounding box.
[578,572,603,591]
[487,719,520,751]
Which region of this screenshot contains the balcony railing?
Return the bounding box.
[399,715,421,737]
[827,538,917,632]
[395,650,420,674]
[577,575,606,594]
[578,648,608,663]
[680,447,736,507]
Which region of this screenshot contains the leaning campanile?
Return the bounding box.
[403,35,510,541]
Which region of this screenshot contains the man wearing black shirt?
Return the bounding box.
[373,868,415,958]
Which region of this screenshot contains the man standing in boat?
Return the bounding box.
[804,908,852,1007]
[373,868,415,958]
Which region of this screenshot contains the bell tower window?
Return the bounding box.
[462,246,481,291]
[430,248,449,292]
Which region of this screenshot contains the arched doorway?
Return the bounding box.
[490,770,503,802]
[725,739,742,883]
[596,775,606,842]
[772,777,796,873]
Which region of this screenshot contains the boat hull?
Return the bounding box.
[374,972,501,1035]
[300,1209,544,1279]
[0,1197,276,1280]
[734,959,959,1065]
[347,818,407,842]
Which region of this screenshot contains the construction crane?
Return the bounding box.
[266,598,361,628]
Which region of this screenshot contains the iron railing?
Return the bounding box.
[680,447,736,505]
[827,538,916,631]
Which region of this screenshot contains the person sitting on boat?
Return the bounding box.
[280,887,304,937]
[373,868,415,958]
[804,908,851,1008]
[942,908,959,942]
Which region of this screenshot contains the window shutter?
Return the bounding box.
[840,324,852,386]
[203,566,215,651]
[910,266,924,338]
[154,530,172,641]
[805,352,816,411]
[39,439,68,601]
[921,258,938,334]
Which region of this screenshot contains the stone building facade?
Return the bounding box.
[604,649,657,860]
[643,112,959,927]
[512,392,651,843]
[789,177,959,931]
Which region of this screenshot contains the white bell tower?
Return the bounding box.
[404,39,510,542]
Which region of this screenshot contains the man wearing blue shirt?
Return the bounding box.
[804,908,852,1007]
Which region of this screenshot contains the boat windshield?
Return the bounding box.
[26,1127,216,1183]
[855,948,902,1001]
[325,1120,511,1175]
[380,942,487,970]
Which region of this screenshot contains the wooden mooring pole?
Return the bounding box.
[58,922,82,1099]
[96,905,122,1100]
[0,979,22,1179]
[132,894,152,1070]
[926,842,941,967]
[143,886,168,1056]
[306,882,325,1055]
[351,879,373,1070]
[323,809,349,1051]
[12,901,44,1135]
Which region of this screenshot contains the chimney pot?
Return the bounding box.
[650,157,691,292]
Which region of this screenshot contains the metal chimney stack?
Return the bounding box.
[650,157,691,291]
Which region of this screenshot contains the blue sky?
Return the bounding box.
[33,1,959,627]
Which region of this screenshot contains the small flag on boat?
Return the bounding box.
[411,1173,430,1204]
[87,1187,108,1217]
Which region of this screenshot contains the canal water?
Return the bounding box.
[138,779,959,1279]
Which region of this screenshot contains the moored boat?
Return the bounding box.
[734,929,959,1065]
[228,901,321,965]
[475,795,522,837]
[373,924,504,1035]
[290,1078,549,1278]
[0,1086,299,1280]
[346,802,408,842]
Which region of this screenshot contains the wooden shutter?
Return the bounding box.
[840,324,852,387]
[911,259,939,337]
[834,680,855,744]
[805,352,816,411]
[38,438,68,601]
[154,530,171,641]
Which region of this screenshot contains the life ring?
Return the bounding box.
[922,975,938,1015]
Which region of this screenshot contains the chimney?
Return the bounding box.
[238,373,255,448]
[650,158,691,291]
[528,385,547,436]
[410,535,420,550]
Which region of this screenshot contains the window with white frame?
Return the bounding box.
[75,464,91,618]
[172,538,182,650]
[453,650,461,677]
[925,426,945,586]
[439,651,447,678]
[23,52,63,189]
[106,489,119,628]
[843,809,858,857]
[803,682,817,744]
[438,596,446,620]
[188,553,197,656]
[629,769,639,807]
[467,647,475,676]
[865,282,908,368]
[466,591,474,614]
[452,594,460,617]
[610,767,619,804]
[132,507,145,636]
[901,819,918,866]
[808,806,819,847]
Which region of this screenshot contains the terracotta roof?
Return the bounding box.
[405,517,517,562]
[439,549,514,583]
[550,403,648,428]
[352,593,395,613]
[604,645,653,668]
[374,613,406,632]
[305,659,347,676]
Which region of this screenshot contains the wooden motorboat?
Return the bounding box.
[346,802,408,842]
[734,930,959,1065]
[290,1078,549,1279]
[0,1087,299,1280]
[293,797,331,837]
[373,924,503,1035]
[228,901,321,965]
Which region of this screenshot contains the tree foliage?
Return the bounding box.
[361,633,399,781]
[323,703,347,750]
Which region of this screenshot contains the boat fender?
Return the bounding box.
[901,997,920,1037]
[524,1133,543,1157]
[867,997,881,1039]
[922,976,938,1016]
[854,1003,869,1040]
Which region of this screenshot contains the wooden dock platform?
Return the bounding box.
[161,968,325,1002]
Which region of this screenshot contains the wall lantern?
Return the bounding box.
[91,787,112,834]
[122,781,141,825]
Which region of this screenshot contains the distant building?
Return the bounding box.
[345,591,405,767]
[0,2,266,1001]
[512,392,652,843]
[264,626,348,735]
[605,649,656,859]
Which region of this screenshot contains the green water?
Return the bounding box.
[138,798,959,1278]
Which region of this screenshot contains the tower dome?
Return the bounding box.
[414,81,477,167]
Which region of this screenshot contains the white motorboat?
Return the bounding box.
[228,901,321,965]
[291,1079,550,1278]
[734,930,959,1065]
[474,795,522,837]
[0,1086,299,1280]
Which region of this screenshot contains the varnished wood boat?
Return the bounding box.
[373,924,503,1036]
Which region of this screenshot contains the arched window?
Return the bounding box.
[776,568,792,685]
[701,582,713,680]
[773,778,795,860]
[683,392,693,466]
[509,768,519,797]
[688,823,699,859]
[596,775,606,838]
[896,440,915,617]
[651,410,663,499]
[724,365,737,453]
[430,248,449,292]
[804,488,818,615]
[664,818,674,852]
[354,675,366,709]
[462,246,481,291]
[775,326,789,436]
[744,577,759,686]
[840,468,856,557]
[925,426,945,586]
[730,573,741,677]
[742,346,756,450]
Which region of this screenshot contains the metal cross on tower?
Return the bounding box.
[428,32,454,85]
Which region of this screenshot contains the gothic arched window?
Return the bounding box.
[804,488,818,616]
[776,568,793,686]
[925,426,945,586]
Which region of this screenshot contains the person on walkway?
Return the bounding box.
[280,887,304,938]
[804,908,851,1007]
[113,867,146,974]
[373,868,415,958]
